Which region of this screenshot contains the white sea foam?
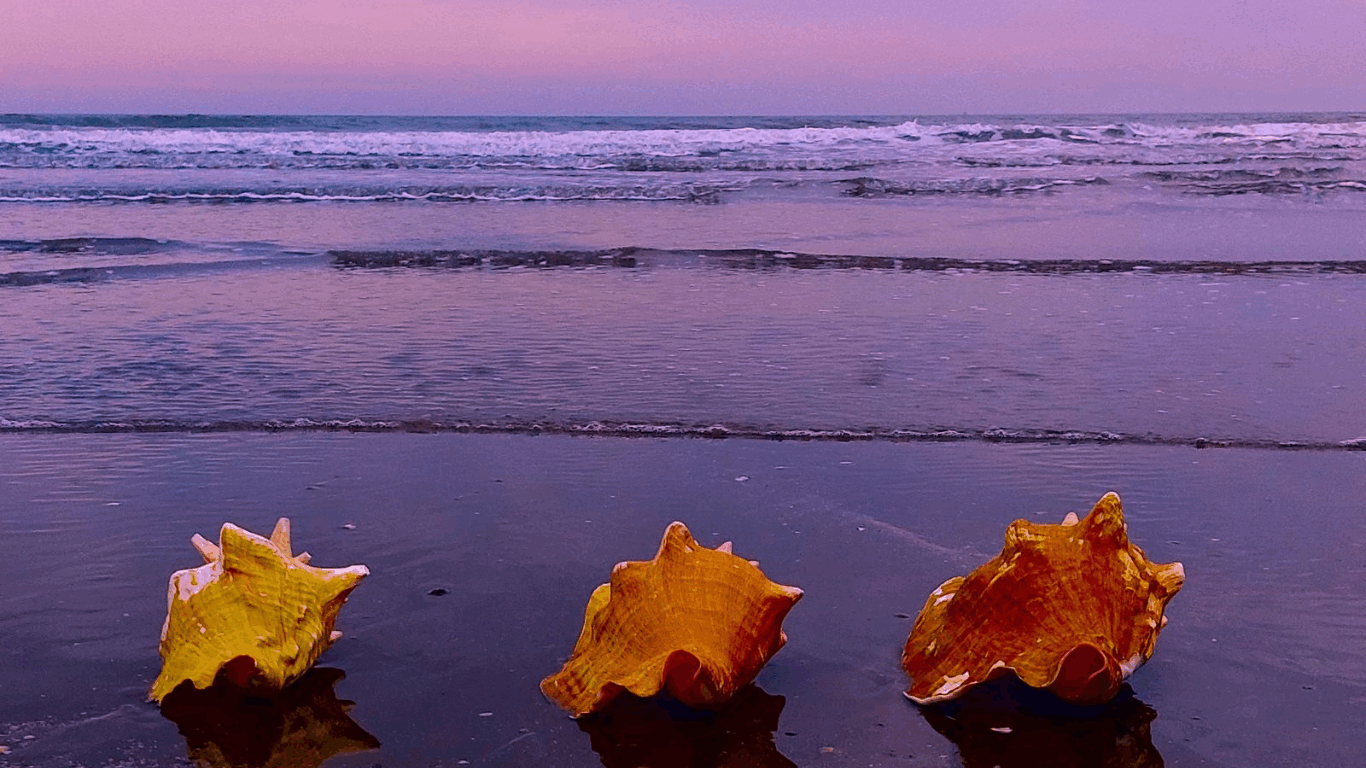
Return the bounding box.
[2,119,1362,168]
[2,116,1363,205]
[0,122,928,160]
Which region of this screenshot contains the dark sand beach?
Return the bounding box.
[2,432,1364,767]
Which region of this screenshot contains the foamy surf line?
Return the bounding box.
[4,116,1363,163]
[0,187,723,204]
[3,418,1364,452]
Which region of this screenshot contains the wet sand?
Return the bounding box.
[2,432,1364,767]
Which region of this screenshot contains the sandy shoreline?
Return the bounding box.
[2,432,1363,767]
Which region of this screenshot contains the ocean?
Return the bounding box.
[3,112,1366,445]
[2,114,1365,767]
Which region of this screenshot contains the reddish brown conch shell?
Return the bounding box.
[541,521,803,717]
[902,492,1184,706]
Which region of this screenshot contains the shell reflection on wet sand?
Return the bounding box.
[541,521,803,716]
[578,685,796,768]
[158,667,380,768]
[903,492,1184,706]
[151,518,369,703]
[918,677,1162,768]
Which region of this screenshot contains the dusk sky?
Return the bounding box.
[3,0,1364,115]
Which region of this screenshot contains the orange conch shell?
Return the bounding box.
[902,492,1184,706]
[541,521,803,717]
[150,518,369,703]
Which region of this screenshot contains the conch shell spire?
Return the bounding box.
[902,492,1184,706]
[151,518,368,703]
[542,522,802,717]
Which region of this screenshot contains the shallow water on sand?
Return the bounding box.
[4,243,1366,448]
[1,433,1364,767]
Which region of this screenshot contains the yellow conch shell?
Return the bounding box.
[541,521,803,717]
[150,518,369,703]
[902,492,1184,706]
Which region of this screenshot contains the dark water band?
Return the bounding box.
[332,248,1366,274]
[3,417,1364,452]
[11,248,1366,287]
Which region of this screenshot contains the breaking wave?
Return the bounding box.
[0,184,727,204]
[2,115,1363,171]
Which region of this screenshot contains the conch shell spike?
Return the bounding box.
[1154,561,1185,592]
[271,517,293,556]
[191,534,221,564]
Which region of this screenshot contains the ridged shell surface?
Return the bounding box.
[541,521,802,716]
[902,493,1184,706]
[151,518,368,703]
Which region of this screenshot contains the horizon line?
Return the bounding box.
[5,109,1366,119]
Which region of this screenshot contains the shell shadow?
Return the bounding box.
[576,684,797,768]
[916,677,1164,768]
[158,666,380,768]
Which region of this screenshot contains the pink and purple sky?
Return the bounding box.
[2,0,1363,115]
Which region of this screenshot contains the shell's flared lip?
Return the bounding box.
[541,521,802,717]
[901,492,1184,707]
